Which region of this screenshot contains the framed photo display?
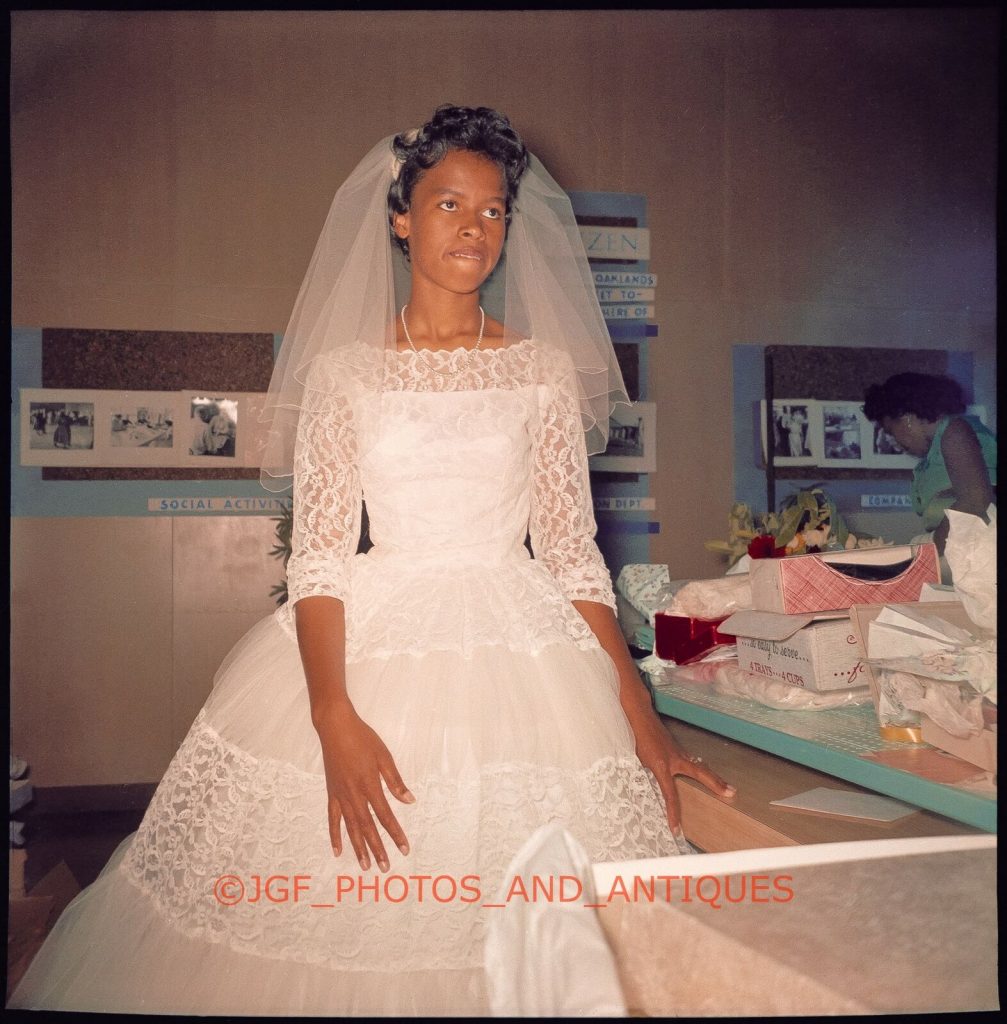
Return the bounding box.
[21,389,100,466]
[183,394,242,464]
[20,389,266,469]
[864,418,917,469]
[759,399,821,466]
[103,391,180,467]
[589,401,657,473]
[819,401,872,468]
[755,397,983,470]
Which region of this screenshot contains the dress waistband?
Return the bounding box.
[358,541,531,570]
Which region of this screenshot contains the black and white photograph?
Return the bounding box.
[109,400,175,449]
[774,403,811,458]
[866,422,916,469]
[589,401,657,472]
[758,399,819,466]
[28,401,94,451]
[188,396,239,458]
[821,401,867,466]
[20,389,104,465]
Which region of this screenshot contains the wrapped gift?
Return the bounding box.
[653,613,735,665]
[614,563,671,621]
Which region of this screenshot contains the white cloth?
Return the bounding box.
[944,505,997,633]
[662,574,753,619]
[11,345,681,1017]
[485,824,627,1017]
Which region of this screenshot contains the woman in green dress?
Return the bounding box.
[864,372,996,562]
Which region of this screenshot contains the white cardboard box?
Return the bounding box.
[722,610,866,692]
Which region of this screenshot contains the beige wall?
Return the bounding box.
[12,9,997,576]
[10,11,996,783]
[10,517,280,786]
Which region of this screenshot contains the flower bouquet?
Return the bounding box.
[705,487,883,568]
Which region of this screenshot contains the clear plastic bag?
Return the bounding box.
[874,668,923,729]
[880,672,986,738]
[712,662,872,710]
[658,575,752,620]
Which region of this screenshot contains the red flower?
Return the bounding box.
[747,535,776,559]
[748,535,790,559]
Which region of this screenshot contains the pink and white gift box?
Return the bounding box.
[749,544,940,615]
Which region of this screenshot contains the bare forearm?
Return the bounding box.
[573,598,736,824]
[295,595,412,870]
[573,599,653,715]
[294,595,354,724]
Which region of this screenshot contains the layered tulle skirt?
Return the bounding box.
[11,561,682,1015]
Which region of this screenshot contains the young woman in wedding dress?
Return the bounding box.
[11,105,734,1016]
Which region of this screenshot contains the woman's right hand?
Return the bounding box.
[312,702,414,872]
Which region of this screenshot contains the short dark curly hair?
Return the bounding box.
[387,105,530,260]
[862,372,967,424]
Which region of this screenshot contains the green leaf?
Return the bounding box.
[775,506,804,547]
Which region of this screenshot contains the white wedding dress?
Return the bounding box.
[11,341,682,1016]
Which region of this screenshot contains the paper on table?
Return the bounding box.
[859,746,990,785]
[770,786,916,824]
[874,605,975,643]
[867,609,973,662]
[866,604,996,701]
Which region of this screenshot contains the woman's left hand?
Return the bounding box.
[622,697,737,839]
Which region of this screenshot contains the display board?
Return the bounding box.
[38,328,273,481]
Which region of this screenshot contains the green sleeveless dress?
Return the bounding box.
[910,414,997,531]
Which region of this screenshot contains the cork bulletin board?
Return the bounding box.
[765,345,949,402]
[762,344,953,510]
[39,328,274,480]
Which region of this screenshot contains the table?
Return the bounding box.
[595,836,998,1015]
[648,676,994,851]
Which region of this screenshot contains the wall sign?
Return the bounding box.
[579,226,651,262]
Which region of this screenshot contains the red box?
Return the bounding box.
[654,613,736,665]
[749,544,940,615]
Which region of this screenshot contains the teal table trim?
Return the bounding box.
[651,681,996,833]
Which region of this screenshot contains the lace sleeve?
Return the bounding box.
[529,359,617,611]
[285,367,362,607]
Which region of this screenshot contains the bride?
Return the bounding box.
[11,104,734,1016]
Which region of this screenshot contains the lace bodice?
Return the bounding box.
[282,341,616,657]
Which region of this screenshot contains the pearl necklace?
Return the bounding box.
[400,304,485,374]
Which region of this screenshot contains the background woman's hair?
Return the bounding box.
[387,104,530,259]
[863,371,966,422]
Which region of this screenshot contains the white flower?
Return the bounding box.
[390,127,420,181]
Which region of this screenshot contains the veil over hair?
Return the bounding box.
[259,132,629,493]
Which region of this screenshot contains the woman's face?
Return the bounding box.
[393,149,507,296]
[880,414,932,457]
